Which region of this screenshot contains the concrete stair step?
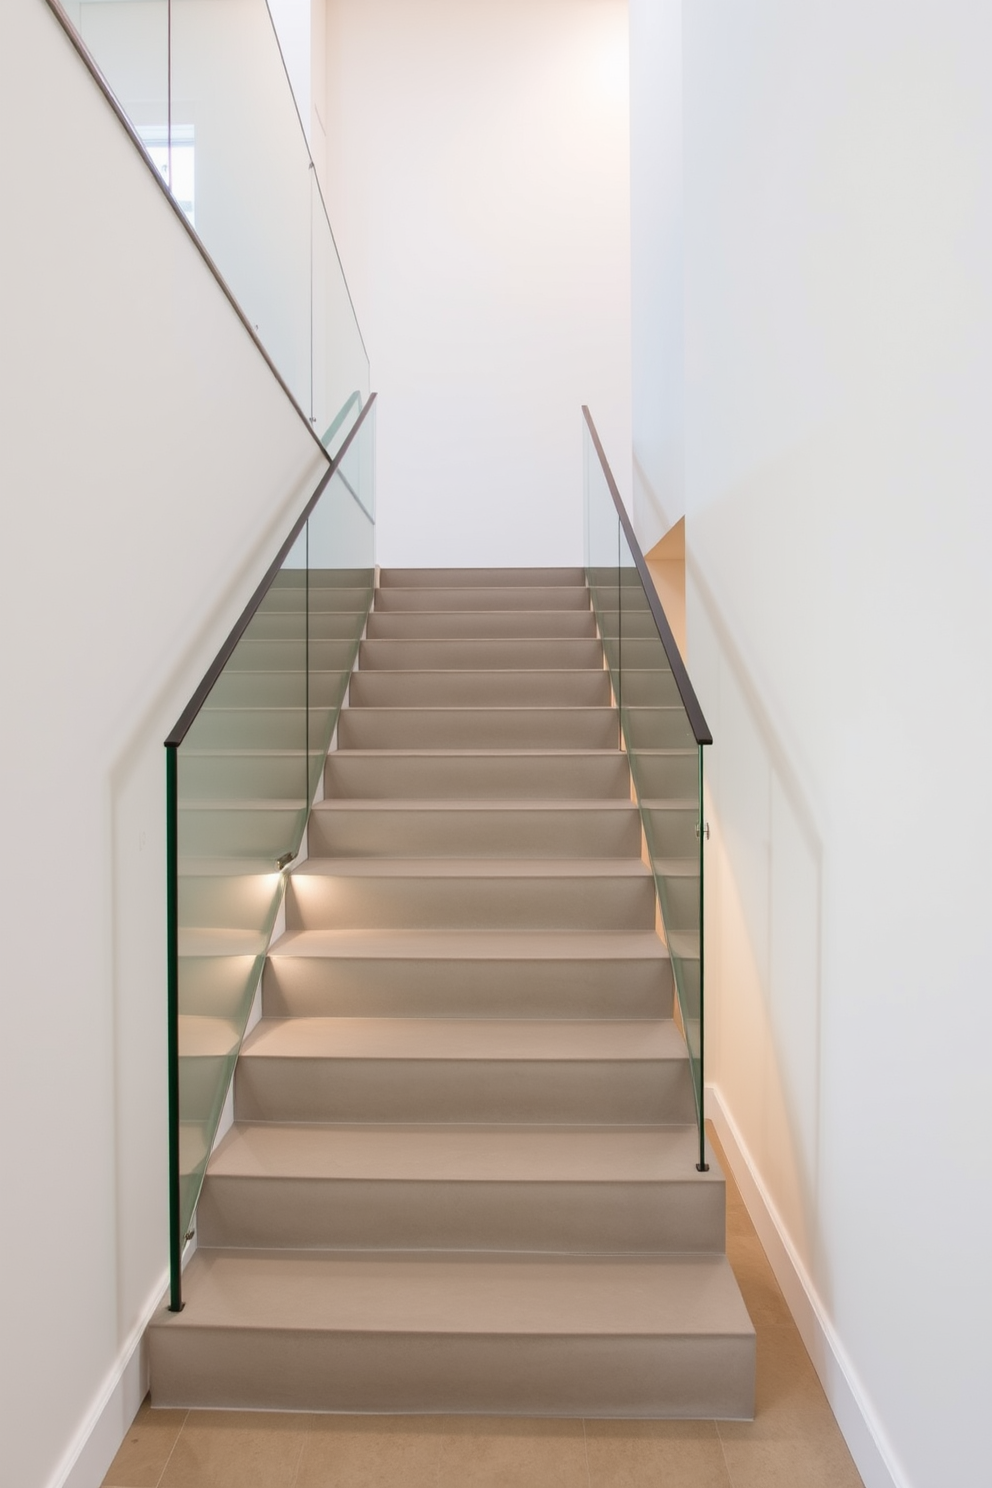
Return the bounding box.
[338,705,618,751]
[323,750,631,800]
[263,928,673,1019]
[307,798,642,859]
[359,638,605,671]
[366,610,597,639]
[348,668,611,707]
[285,857,656,932]
[197,1124,725,1253]
[235,1017,695,1123]
[148,1249,755,1416]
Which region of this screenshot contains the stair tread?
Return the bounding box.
[292,857,650,880]
[208,1122,717,1183]
[159,1250,751,1337]
[268,928,669,960]
[240,1017,685,1062]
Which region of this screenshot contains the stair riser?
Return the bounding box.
[185,710,327,752]
[249,613,367,642]
[337,708,619,751]
[285,875,657,932]
[603,637,681,672]
[234,1059,695,1124]
[624,708,698,750]
[367,612,597,640]
[149,1329,755,1418]
[594,610,666,641]
[308,805,642,859]
[323,754,631,800]
[205,670,348,710]
[348,670,611,706]
[228,639,359,672]
[633,754,698,799]
[258,588,372,615]
[380,568,586,588]
[178,806,306,858]
[180,755,313,801]
[360,640,604,671]
[262,957,674,1020]
[643,806,700,859]
[197,1177,725,1254]
[374,587,592,612]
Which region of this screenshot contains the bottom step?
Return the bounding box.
[149,1250,755,1418]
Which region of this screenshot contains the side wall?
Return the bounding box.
[629,0,683,548]
[631,4,992,1486]
[0,6,325,1485]
[319,0,632,566]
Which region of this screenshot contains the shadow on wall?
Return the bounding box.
[688,549,825,1288]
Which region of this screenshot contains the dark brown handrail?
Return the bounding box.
[165,392,376,747]
[582,406,712,747]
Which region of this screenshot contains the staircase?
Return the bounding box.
[149,567,755,1418]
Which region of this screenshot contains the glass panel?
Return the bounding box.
[312,177,370,455]
[170,413,375,1262]
[67,1,369,438]
[75,2,169,158]
[583,420,620,720]
[306,401,377,803]
[583,413,708,1165]
[170,0,312,410]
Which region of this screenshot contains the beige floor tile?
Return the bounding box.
[437,1415,588,1488]
[585,1418,731,1488]
[102,1398,188,1487]
[718,1431,865,1488]
[158,1411,310,1488]
[296,1415,443,1488]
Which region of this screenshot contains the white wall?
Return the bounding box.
[0,5,324,1485]
[629,0,682,548]
[320,0,631,566]
[631,3,992,1486]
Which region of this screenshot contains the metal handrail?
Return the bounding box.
[582,406,712,746]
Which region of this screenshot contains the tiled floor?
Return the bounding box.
[102,1126,864,1488]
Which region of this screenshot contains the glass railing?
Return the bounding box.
[55,0,368,447]
[165,395,376,1311]
[583,407,712,1172]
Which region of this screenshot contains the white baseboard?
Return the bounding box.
[706,1084,910,1488]
[48,1268,168,1488]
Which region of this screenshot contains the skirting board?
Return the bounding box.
[706,1083,909,1488]
[47,1268,167,1488]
